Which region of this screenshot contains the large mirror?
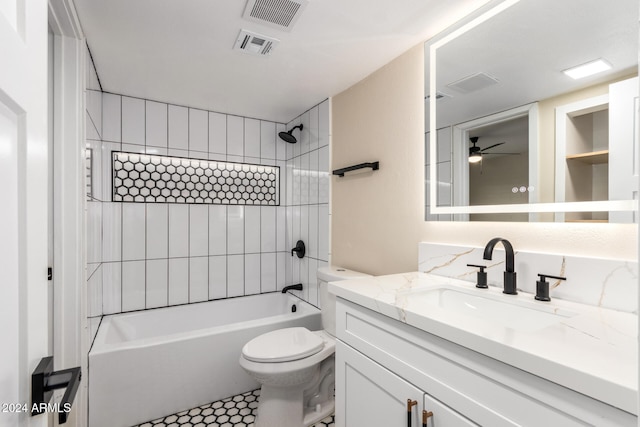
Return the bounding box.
[425,0,638,222]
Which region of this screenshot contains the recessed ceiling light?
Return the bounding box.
[562,59,612,80]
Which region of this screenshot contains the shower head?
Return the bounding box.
[278,124,303,144]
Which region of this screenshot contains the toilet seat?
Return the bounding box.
[242,327,324,363]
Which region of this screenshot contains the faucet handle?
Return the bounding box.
[467,264,488,289]
[535,274,566,301]
[291,240,306,258]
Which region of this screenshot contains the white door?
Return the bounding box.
[0,1,51,426]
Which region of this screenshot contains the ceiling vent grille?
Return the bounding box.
[426,91,452,101]
[447,72,499,94]
[233,29,280,56]
[242,0,309,31]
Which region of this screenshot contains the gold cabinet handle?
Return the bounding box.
[407,399,418,426]
[422,409,433,427]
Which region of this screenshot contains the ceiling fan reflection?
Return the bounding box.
[468,136,519,164]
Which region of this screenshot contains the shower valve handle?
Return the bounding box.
[291,240,306,258]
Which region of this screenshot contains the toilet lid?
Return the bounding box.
[242,327,324,362]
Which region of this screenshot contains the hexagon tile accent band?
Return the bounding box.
[113,152,280,205]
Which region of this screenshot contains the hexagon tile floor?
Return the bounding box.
[133,389,335,427]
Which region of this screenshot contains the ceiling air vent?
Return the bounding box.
[426,91,452,101]
[446,72,499,94]
[242,0,309,31]
[233,29,279,56]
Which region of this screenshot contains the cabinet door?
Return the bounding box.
[336,341,424,427]
[423,394,477,427]
[609,76,639,223]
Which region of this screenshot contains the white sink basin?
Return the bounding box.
[404,287,577,332]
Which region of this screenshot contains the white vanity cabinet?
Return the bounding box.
[334,298,636,427]
[339,340,476,426]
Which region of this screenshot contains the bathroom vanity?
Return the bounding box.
[330,273,637,426]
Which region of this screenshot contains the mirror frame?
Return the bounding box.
[427,0,637,217]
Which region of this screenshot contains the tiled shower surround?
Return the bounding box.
[86,84,331,331]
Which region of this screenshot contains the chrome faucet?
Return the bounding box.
[483,237,517,295]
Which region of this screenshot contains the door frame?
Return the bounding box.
[48,1,86,425]
[451,102,539,221]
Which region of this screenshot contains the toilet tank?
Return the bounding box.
[318,266,371,336]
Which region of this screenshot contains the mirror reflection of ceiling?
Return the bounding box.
[434,0,638,129]
[469,115,528,158]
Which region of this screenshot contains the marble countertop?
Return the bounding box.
[329,272,638,414]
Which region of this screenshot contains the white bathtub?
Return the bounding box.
[89,293,321,427]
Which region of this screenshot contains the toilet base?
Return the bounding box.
[254,383,334,427]
[302,398,334,426]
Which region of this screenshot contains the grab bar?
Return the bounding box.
[332,161,379,177]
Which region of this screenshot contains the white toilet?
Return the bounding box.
[239,266,370,427]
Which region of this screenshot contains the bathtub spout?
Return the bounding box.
[282,283,303,293]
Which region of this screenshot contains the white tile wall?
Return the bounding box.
[86,139,102,201]
[284,99,331,298]
[86,74,106,323]
[209,256,227,300]
[169,105,188,150]
[102,202,121,262]
[227,255,244,297]
[86,52,101,92]
[245,254,261,295]
[261,253,276,293]
[146,204,168,259]
[261,121,276,160]
[277,252,287,291]
[122,260,145,311]
[87,201,102,263]
[227,206,245,255]
[86,111,100,140]
[122,203,145,261]
[146,259,168,308]
[190,205,209,257]
[86,90,102,138]
[245,119,261,158]
[260,207,276,252]
[146,101,168,148]
[102,93,121,142]
[209,112,227,155]
[169,205,189,258]
[189,257,209,302]
[88,264,103,317]
[102,262,122,314]
[227,116,244,157]
[122,97,145,145]
[276,207,286,252]
[102,141,121,199]
[276,123,287,161]
[87,92,331,317]
[244,206,261,254]
[209,206,227,255]
[189,109,208,153]
[169,257,189,305]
